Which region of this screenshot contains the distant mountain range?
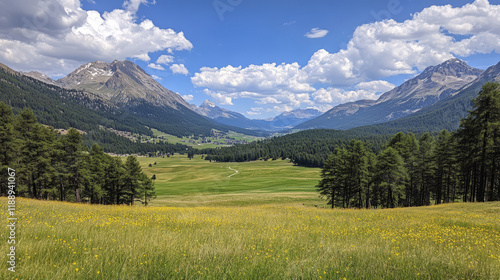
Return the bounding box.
[192,100,322,131]
[354,60,500,134]
[5,57,500,145]
[297,58,484,130]
[1,60,262,138]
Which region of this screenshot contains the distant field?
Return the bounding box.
[149,129,263,149]
[1,198,498,279]
[137,156,323,207]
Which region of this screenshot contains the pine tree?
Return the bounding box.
[124,156,143,205]
[0,102,15,196]
[374,147,407,208]
[61,128,89,202]
[317,147,348,208]
[416,133,436,206]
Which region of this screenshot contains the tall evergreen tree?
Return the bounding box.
[124,155,143,205]
[317,147,348,208]
[0,102,15,196]
[60,128,89,202]
[374,147,407,208]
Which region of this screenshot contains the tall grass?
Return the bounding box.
[1,198,499,279]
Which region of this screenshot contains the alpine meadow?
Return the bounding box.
[1,0,500,279]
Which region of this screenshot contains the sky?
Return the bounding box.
[1,0,500,119]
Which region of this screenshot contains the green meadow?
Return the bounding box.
[136,155,323,207]
[1,155,499,279]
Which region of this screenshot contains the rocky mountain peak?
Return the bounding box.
[201,100,216,108]
[418,58,483,79]
[21,71,58,86]
[56,60,189,108]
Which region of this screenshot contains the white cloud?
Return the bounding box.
[272,104,294,113]
[247,107,264,116]
[156,54,174,65]
[192,0,500,113]
[203,89,234,105]
[0,0,192,76]
[312,87,378,105]
[151,74,162,80]
[305,28,329,39]
[192,62,313,94]
[255,97,281,105]
[304,0,500,84]
[355,80,396,93]
[123,0,152,13]
[181,94,194,102]
[148,63,165,70]
[132,53,151,62]
[170,63,189,75]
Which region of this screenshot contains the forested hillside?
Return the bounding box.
[0,103,157,204]
[357,61,500,134]
[0,66,259,153]
[317,82,500,208]
[202,129,391,167]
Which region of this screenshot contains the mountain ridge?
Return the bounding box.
[193,100,322,131]
[296,58,484,130]
[57,60,189,109]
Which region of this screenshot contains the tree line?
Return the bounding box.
[317,83,500,208]
[202,130,390,167]
[0,103,155,205]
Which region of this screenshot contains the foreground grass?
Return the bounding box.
[1,198,499,279]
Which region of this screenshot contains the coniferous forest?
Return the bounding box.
[0,103,156,205]
[317,83,500,208]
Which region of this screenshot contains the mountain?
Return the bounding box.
[297,58,483,130]
[57,60,188,108]
[355,60,500,134]
[54,60,262,137]
[2,60,262,140]
[262,109,322,129]
[21,71,58,86]
[193,100,321,131]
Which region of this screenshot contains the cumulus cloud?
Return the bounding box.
[123,0,152,13]
[355,80,396,92]
[204,89,234,105]
[156,54,174,65]
[148,63,165,70]
[181,94,194,102]
[247,107,263,116]
[304,28,329,39]
[0,0,192,75]
[192,0,500,112]
[255,97,281,105]
[312,87,379,105]
[192,62,313,94]
[170,64,189,75]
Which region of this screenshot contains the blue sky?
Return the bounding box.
[1,0,500,118]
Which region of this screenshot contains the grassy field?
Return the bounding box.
[2,156,499,279]
[137,156,323,207]
[1,198,499,279]
[149,129,263,149]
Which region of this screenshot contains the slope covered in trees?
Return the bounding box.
[0,103,155,205]
[343,61,500,134]
[202,129,391,167]
[0,66,262,151]
[317,83,500,208]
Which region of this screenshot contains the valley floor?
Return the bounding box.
[1,157,499,279]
